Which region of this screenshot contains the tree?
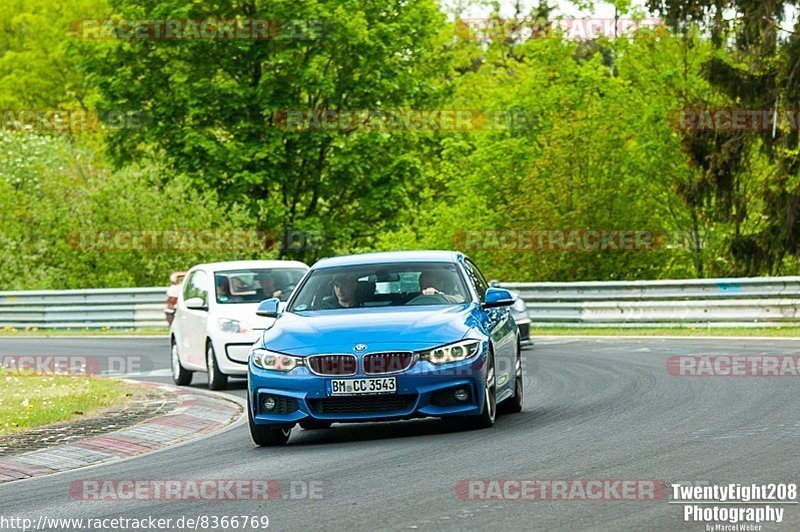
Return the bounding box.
[647,0,800,275]
[0,0,106,110]
[0,130,254,289]
[378,9,715,281]
[78,0,453,260]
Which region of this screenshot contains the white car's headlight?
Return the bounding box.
[218,318,252,334]
[419,339,482,365]
[251,348,303,372]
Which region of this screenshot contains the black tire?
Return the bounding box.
[299,420,333,430]
[248,395,291,446]
[499,344,523,415]
[171,338,193,386]
[206,342,228,391]
[468,352,496,429]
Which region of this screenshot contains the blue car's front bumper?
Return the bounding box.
[248,354,488,426]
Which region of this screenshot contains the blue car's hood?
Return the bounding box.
[261,304,481,355]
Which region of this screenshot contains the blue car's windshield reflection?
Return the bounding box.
[288,262,470,311]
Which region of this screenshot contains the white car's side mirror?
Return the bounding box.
[184,297,207,310]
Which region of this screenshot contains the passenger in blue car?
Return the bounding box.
[419,270,462,303]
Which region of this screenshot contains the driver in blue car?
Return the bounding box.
[328,273,362,308]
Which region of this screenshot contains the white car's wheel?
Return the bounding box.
[171,339,192,386]
[206,342,228,391]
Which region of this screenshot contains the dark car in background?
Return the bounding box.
[490,281,531,347]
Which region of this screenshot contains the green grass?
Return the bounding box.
[0,326,169,336]
[532,327,800,337]
[0,370,137,435]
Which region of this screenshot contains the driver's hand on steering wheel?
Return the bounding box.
[422,287,441,296]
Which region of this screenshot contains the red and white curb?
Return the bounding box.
[0,381,243,483]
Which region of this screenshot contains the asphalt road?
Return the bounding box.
[0,336,798,531]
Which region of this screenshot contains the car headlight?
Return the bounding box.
[512,298,527,313]
[419,339,482,365]
[251,348,303,371]
[218,318,252,334]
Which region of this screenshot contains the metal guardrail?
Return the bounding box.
[0,288,166,329]
[499,277,800,328]
[0,277,797,329]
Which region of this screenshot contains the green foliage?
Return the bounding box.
[377,27,727,281]
[0,131,255,288]
[0,0,105,109]
[77,0,453,261]
[647,0,800,275]
[0,0,797,288]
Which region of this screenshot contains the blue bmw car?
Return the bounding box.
[247,251,523,446]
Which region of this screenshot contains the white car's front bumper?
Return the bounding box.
[211,332,261,376]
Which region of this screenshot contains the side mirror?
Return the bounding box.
[482,287,515,309]
[256,297,281,318]
[184,297,207,311]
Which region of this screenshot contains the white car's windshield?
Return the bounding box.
[214,268,306,304]
[287,262,469,311]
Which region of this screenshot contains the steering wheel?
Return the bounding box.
[406,293,450,306]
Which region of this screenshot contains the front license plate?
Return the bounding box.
[330,377,397,396]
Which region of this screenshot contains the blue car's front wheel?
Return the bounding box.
[499,343,524,415]
[248,394,291,446]
[469,354,497,429]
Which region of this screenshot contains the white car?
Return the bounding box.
[170,260,309,389]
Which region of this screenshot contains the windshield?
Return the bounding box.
[287,262,469,311]
[214,268,306,304]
